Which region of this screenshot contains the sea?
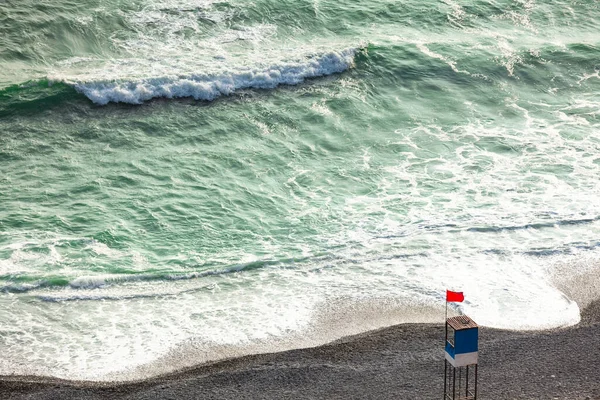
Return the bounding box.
[1,0,599,381]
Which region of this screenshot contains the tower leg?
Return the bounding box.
[474,364,478,399]
[458,367,461,397]
[465,365,469,398]
[444,359,447,399]
[452,367,456,400]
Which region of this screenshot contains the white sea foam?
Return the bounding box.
[2,91,600,380]
[70,48,359,105]
[415,42,466,74]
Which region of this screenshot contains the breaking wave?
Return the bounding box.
[70,48,360,105]
[0,47,363,113]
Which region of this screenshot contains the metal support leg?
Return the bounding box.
[465,365,469,398]
[444,359,447,399]
[458,367,462,397]
[474,364,478,399]
[452,367,456,400]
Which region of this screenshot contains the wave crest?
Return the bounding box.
[70,48,359,105]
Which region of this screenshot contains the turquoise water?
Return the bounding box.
[1,0,599,380]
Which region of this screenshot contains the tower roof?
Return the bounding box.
[447,315,478,330]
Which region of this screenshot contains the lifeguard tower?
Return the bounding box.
[443,315,478,399]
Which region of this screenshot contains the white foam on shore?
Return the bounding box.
[0,245,590,381]
[107,297,444,381]
[69,48,359,105]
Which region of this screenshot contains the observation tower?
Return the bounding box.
[443,315,479,399]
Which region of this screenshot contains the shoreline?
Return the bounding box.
[2,301,599,399]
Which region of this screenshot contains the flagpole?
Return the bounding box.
[444,291,448,344]
[445,300,447,323]
[444,289,448,323]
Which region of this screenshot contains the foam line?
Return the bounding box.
[70,48,359,105]
[0,259,279,294]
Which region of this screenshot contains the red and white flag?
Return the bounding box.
[446,290,464,303]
